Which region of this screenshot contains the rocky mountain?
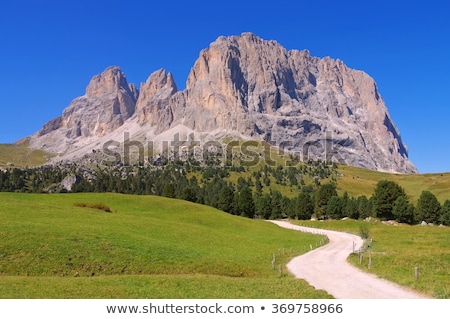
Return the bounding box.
[29,32,417,174]
[30,66,139,153]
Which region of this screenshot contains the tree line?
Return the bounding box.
[0,162,449,226]
[371,180,450,225]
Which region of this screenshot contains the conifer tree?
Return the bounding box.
[416,191,441,224]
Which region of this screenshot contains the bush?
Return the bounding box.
[359,225,370,239]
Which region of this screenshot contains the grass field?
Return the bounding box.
[0,192,330,298]
[294,219,450,298]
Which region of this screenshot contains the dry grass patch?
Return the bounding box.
[74,202,112,212]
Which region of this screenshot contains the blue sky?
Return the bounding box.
[0,0,449,173]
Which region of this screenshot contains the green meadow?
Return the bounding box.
[0,193,330,298]
[295,219,450,298]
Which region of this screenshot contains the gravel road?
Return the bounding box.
[270,220,429,299]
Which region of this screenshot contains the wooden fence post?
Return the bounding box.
[415,267,419,280]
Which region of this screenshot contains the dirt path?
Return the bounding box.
[270,220,429,299]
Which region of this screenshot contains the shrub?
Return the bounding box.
[359,225,370,239]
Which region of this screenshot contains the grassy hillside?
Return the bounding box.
[0,193,330,298]
[336,165,450,203]
[295,219,450,298]
[0,139,51,167]
[223,162,450,205]
[219,142,450,203]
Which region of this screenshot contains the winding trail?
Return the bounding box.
[270,220,429,299]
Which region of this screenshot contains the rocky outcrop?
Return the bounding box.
[135,69,178,132]
[30,66,138,152]
[29,33,417,173]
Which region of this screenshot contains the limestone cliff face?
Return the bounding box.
[141,32,416,173]
[30,66,138,152]
[30,33,416,173]
[135,69,178,132]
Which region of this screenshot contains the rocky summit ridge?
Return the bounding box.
[29,32,417,174]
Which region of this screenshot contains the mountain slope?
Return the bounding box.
[29,32,416,174]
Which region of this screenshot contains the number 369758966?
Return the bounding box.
[271,303,343,314]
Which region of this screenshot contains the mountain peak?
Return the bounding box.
[135,68,179,129]
[182,33,416,173]
[29,34,417,173]
[30,66,139,150]
[86,66,132,98]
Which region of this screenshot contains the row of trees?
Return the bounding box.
[0,162,353,221]
[371,180,450,225]
[0,163,449,225]
[0,158,338,193]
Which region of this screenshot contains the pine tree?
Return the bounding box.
[357,195,372,219]
[314,183,337,219]
[217,185,234,213]
[392,195,415,224]
[440,200,450,226]
[295,192,314,220]
[281,196,292,218]
[254,193,272,219]
[345,197,360,219]
[371,180,406,220]
[238,186,255,218]
[326,196,342,219]
[254,175,263,196]
[270,189,283,219]
[416,191,441,224]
